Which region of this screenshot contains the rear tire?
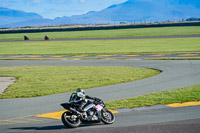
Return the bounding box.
[61,111,81,128]
[101,109,115,124]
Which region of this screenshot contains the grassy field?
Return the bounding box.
[0,66,160,99]
[0,25,199,108]
[105,84,200,110]
[0,26,200,40]
[0,38,200,55]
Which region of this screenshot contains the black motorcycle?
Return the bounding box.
[61,99,115,128]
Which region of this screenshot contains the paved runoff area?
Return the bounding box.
[0,77,16,94]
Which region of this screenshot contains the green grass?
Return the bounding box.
[0,66,160,99]
[0,26,200,40]
[0,38,200,56]
[105,84,200,110]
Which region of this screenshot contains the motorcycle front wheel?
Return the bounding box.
[61,111,81,128]
[101,109,115,124]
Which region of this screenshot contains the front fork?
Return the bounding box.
[97,108,107,119]
[101,108,110,118]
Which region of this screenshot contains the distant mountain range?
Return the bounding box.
[1,0,200,28]
[0,7,43,26]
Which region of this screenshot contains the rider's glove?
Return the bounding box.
[94,97,101,101]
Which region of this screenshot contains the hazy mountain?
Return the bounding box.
[68,0,200,23]
[1,0,200,28]
[0,7,43,26]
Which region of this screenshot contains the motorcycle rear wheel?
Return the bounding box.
[61,111,81,128]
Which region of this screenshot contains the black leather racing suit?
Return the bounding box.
[69,92,99,112]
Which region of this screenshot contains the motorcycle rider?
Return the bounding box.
[24,35,29,40]
[61,88,115,127]
[44,35,49,40]
[69,88,100,112]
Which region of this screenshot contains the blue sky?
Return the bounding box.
[0,0,127,19]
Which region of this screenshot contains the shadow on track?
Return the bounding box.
[10,123,103,131]
[11,125,66,131]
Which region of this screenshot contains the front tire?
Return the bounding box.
[101,109,115,124]
[61,111,81,128]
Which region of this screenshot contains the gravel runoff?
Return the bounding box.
[0,77,16,94]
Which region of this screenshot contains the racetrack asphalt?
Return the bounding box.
[0,59,200,132]
[0,34,200,133]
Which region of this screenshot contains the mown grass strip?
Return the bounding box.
[0,26,200,40]
[0,38,200,56]
[0,66,160,99]
[105,84,200,110]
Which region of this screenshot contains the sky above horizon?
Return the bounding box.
[0,0,128,19]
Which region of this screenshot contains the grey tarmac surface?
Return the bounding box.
[23,118,199,133]
[1,106,200,133]
[0,59,200,132]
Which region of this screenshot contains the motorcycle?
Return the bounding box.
[44,35,49,40]
[60,99,115,128]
